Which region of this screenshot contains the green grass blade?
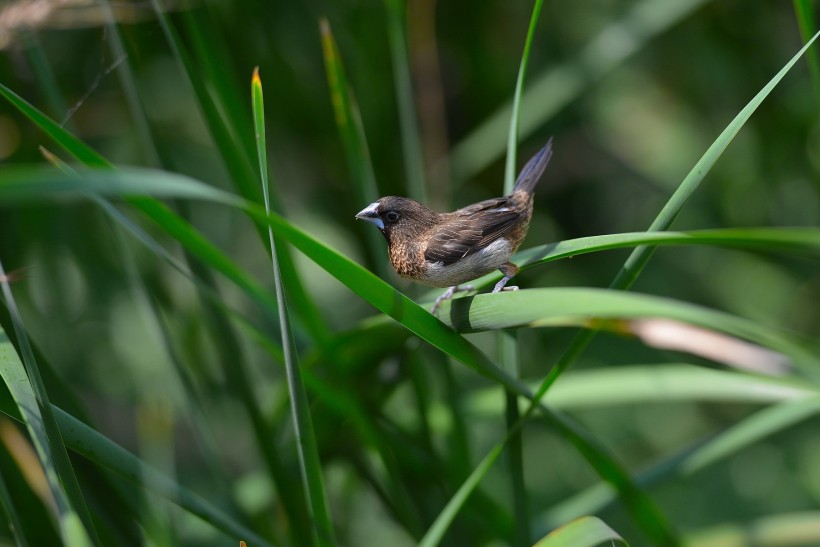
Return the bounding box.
[451,0,709,183]
[434,288,814,373]
[0,267,96,546]
[384,0,427,202]
[0,82,109,167]
[504,0,544,193]
[533,516,627,547]
[253,69,335,546]
[320,19,391,279]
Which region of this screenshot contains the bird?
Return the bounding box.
[356,139,553,313]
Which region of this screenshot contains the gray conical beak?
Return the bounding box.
[355,202,384,229]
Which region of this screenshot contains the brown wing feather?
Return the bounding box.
[424,197,523,266]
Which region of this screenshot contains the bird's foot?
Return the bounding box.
[431,285,474,314]
[492,276,515,293]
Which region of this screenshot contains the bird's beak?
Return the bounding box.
[355,202,384,229]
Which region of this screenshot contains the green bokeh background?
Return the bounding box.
[0,0,819,545]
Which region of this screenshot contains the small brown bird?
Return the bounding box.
[356,139,553,312]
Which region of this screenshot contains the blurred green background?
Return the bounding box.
[0,0,819,545]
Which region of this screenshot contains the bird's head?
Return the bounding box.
[355,196,438,244]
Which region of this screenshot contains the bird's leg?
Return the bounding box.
[431,284,474,313]
[492,262,520,293]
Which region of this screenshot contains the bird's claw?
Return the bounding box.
[431,285,474,314]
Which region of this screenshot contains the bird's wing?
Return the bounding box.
[424,198,522,266]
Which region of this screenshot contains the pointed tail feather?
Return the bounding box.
[513,138,553,195]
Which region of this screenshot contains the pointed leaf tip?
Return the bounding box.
[252,66,261,86]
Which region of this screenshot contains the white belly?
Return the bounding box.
[422,239,513,287]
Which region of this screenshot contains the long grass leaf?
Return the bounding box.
[434,288,814,372]
[504,0,544,193]
[253,69,335,546]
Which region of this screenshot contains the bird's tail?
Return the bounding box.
[513,138,553,196]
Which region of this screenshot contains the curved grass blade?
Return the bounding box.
[435,288,814,372]
[0,83,109,168]
[450,0,709,184]
[253,69,335,546]
[0,267,96,546]
[504,0,544,193]
[533,516,627,547]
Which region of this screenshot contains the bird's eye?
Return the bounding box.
[385,211,400,222]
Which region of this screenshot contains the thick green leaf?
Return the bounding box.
[435,288,815,373]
